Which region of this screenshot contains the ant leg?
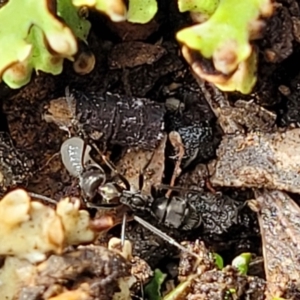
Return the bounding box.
[64,177,82,201]
[133,215,199,259]
[38,152,60,172]
[205,178,217,194]
[28,152,60,183]
[109,171,131,191]
[141,284,145,300]
[28,192,58,205]
[204,164,216,194]
[121,213,127,246]
[89,141,117,173]
[138,171,144,191]
[134,150,156,192]
[166,131,185,198]
[89,141,132,190]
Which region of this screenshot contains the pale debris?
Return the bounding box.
[1,245,132,300]
[0,189,97,263]
[250,190,300,299]
[0,257,35,300]
[47,286,91,300]
[166,131,185,197]
[43,96,74,131]
[56,196,96,245]
[116,134,167,193]
[108,237,153,300]
[210,128,300,193]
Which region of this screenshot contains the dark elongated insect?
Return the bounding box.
[67,88,166,151]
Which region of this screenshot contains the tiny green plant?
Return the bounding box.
[145,269,167,300]
[212,252,224,270]
[231,253,252,275]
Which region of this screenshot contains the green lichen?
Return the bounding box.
[72,0,127,22]
[0,0,92,89]
[57,0,91,43]
[73,0,157,24]
[176,0,273,93]
[177,0,271,74]
[3,25,64,89]
[178,0,219,17]
[127,0,158,24]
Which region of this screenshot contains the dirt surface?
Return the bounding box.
[2,0,300,299]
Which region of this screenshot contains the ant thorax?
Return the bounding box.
[120,190,153,212]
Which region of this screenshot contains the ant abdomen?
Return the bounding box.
[60,136,92,177]
[151,196,202,230]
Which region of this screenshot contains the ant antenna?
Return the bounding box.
[37,152,60,173]
[89,141,132,191]
[133,215,199,259]
[138,171,144,191]
[90,141,119,173]
[141,284,145,300]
